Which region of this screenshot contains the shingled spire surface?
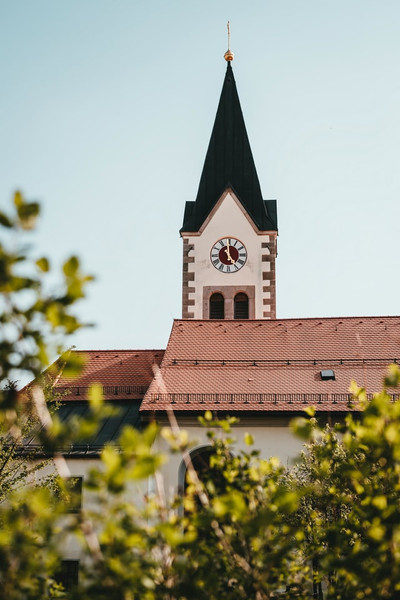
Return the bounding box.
[181,62,277,232]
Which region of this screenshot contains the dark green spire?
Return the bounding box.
[181,62,277,232]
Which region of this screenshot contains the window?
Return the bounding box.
[190,447,215,482]
[209,293,224,319]
[184,447,227,497]
[320,369,335,381]
[55,560,79,591]
[234,293,249,319]
[179,446,232,520]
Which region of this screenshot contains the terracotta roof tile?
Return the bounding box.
[54,350,164,401]
[141,317,400,412]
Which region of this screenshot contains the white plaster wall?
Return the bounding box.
[37,457,148,560]
[186,192,270,318]
[29,421,303,561]
[154,421,304,500]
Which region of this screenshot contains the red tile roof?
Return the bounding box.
[141,317,400,412]
[54,350,164,401]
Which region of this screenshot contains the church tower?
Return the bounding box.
[181,48,278,320]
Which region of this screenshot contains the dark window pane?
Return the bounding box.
[55,560,79,591]
[210,293,224,319]
[185,448,227,497]
[234,293,249,319]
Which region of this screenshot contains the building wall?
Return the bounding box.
[37,457,149,560]
[28,415,308,575]
[154,417,304,499]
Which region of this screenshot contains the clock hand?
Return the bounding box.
[226,239,236,263]
[224,246,236,264]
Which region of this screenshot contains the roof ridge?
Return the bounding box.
[71,349,165,353]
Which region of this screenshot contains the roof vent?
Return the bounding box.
[320,369,335,381]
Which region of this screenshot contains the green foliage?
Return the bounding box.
[0,191,93,413]
[288,368,400,599]
[173,421,310,600]
[2,192,400,599]
[45,417,308,600]
[0,379,68,504]
[0,486,63,600]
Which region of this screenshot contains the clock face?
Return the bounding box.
[210,237,247,273]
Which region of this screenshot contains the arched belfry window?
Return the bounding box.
[209,293,224,319]
[234,292,249,319]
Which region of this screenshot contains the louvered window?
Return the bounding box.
[234,293,249,319]
[209,293,224,319]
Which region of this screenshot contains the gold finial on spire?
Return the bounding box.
[224,21,234,62]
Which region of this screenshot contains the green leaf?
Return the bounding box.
[213,490,247,519]
[130,454,165,479]
[88,383,104,411]
[119,426,141,453]
[367,523,386,541]
[37,339,49,366]
[372,495,387,510]
[102,445,121,472]
[16,198,40,230]
[13,189,23,207]
[45,302,62,327]
[36,257,50,272]
[57,351,86,378]
[142,421,159,446]
[291,417,314,440]
[0,212,13,228]
[161,426,189,451]
[384,363,400,388]
[63,256,79,276]
[244,432,254,446]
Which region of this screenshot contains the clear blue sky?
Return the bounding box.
[1,0,399,352]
